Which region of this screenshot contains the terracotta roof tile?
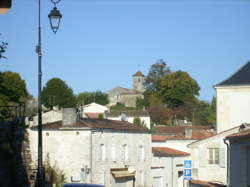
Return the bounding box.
[152,135,169,142]
[152,147,190,157]
[133,71,145,77]
[106,110,149,117]
[31,118,150,132]
[190,180,226,187]
[152,125,215,140]
[85,112,102,118]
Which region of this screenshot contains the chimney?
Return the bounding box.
[62,108,77,126]
[184,127,192,138]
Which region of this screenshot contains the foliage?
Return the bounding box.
[0,34,7,59]
[133,117,146,128]
[77,91,109,106]
[156,70,200,108]
[136,97,148,109]
[42,78,76,109]
[148,103,173,125]
[145,59,171,91]
[44,154,66,187]
[98,113,104,118]
[0,71,28,104]
[110,103,136,111]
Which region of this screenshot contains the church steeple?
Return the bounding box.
[133,71,145,92]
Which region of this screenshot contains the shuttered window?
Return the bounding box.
[208,148,219,165]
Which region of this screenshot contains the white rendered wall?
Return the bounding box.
[107,116,151,129]
[83,103,109,113]
[91,131,152,187]
[28,129,91,183]
[216,86,250,133]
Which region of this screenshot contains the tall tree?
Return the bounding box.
[77,91,109,106]
[0,71,28,104]
[42,78,76,108]
[156,70,200,108]
[0,34,7,60]
[145,59,171,91]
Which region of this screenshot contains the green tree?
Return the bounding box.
[156,70,200,108]
[77,91,109,106]
[133,117,146,127]
[0,71,28,104]
[42,78,76,108]
[145,59,171,91]
[0,34,7,60]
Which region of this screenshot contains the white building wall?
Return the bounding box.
[91,131,152,187]
[30,110,62,126]
[28,129,91,183]
[216,86,250,133]
[83,103,109,114]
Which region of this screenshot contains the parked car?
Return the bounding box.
[62,183,105,187]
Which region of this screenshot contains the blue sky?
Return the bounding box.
[1,0,250,102]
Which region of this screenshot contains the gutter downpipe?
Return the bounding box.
[171,156,174,187]
[223,138,230,187]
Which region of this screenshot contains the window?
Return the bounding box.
[111,143,116,161]
[138,145,145,161]
[100,144,106,161]
[140,170,146,186]
[208,148,219,164]
[123,144,129,161]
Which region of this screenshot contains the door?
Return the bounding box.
[153,176,163,187]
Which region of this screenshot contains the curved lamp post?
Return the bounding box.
[37,0,62,186]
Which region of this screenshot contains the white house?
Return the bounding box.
[81,102,109,118]
[28,108,152,187]
[152,147,190,187]
[187,126,245,186]
[151,125,215,187]
[225,127,250,187]
[214,61,250,133]
[105,110,151,129]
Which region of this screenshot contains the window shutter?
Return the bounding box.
[143,147,146,161]
[98,145,102,161]
[138,146,140,161]
[105,145,108,161]
[199,148,207,167]
[219,148,226,168]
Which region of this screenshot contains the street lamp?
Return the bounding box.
[36,0,62,187]
[48,3,62,33]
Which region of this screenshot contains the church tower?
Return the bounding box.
[133,71,145,92]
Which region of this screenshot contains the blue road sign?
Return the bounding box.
[184,160,192,168]
[184,169,192,176]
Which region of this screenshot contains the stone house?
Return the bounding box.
[105,110,151,129]
[108,71,145,107]
[28,108,152,187]
[225,127,250,187]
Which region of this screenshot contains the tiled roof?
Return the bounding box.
[226,128,250,139]
[31,118,150,132]
[85,112,102,118]
[133,71,145,77]
[152,135,169,142]
[152,125,215,140]
[152,147,190,157]
[190,180,226,187]
[215,61,250,87]
[106,110,149,117]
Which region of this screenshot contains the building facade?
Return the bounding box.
[28,112,152,187]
